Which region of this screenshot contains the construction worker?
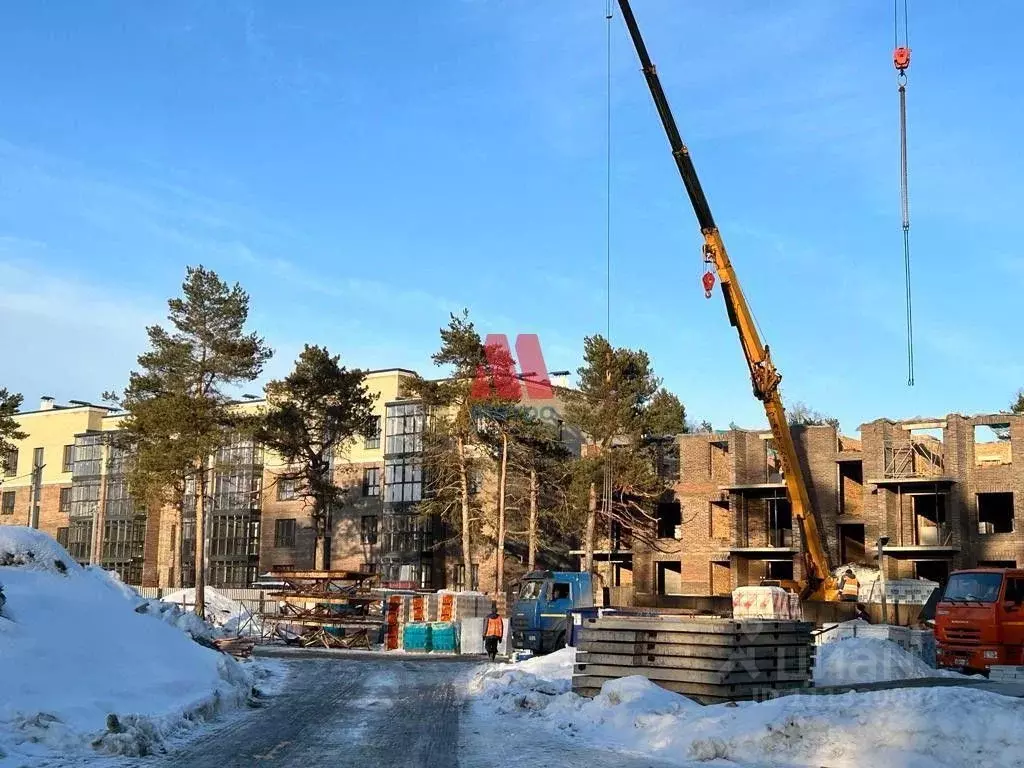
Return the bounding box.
[838,568,860,602]
[482,602,504,662]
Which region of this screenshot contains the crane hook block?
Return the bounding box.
[702,271,716,298]
[893,46,911,72]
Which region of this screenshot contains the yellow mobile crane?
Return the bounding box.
[617,0,838,601]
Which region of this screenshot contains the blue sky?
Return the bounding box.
[1,1,1022,434]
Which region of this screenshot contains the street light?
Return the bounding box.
[877,536,890,623]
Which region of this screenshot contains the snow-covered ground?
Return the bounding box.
[0,527,269,766]
[814,636,967,686]
[468,644,1024,768]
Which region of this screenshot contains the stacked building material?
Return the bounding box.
[403,622,432,652]
[384,595,405,651]
[732,587,803,620]
[860,578,939,604]
[989,666,1024,682]
[908,629,937,667]
[430,621,459,652]
[572,615,815,704]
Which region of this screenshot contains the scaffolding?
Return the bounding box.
[884,434,945,479]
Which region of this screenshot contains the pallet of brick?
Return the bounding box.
[572,615,814,704]
[384,595,404,651]
[732,587,802,620]
[438,593,456,622]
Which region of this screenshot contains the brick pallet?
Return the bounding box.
[572,615,815,704]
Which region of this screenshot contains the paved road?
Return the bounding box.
[78,657,679,768]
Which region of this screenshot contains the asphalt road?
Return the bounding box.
[74,657,680,768]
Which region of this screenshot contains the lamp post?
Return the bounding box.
[877,536,890,623]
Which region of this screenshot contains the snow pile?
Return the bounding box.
[814,637,965,686]
[161,587,261,636]
[468,646,1024,767]
[0,527,257,766]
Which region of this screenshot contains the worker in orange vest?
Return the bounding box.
[482,602,504,662]
[839,569,860,602]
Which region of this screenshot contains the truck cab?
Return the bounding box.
[935,568,1024,672]
[510,571,594,654]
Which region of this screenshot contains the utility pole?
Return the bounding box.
[29,461,44,529]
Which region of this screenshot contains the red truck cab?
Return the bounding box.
[935,568,1024,673]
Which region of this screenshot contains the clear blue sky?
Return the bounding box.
[1,1,1022,434]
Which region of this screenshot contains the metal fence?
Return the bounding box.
[131,586,277,640]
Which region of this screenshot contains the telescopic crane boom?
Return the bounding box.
[616,0,835,599]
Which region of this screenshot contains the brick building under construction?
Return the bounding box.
[617,413,1023,600]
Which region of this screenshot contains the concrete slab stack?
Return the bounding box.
[990,666,1024,682]
[572,615,815,704]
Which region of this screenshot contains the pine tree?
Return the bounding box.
[406,310,488,590]
[563,335,682,572]
[115,266,271,618]
[0,389,27,473]
[255,345,376,569]
[1011,390,1024,415]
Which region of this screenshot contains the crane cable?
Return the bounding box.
[603,0,614,549]
[894,0,914,386]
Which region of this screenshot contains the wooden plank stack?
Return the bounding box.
[572,615,815,704]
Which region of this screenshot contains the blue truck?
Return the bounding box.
[510,570,595,654]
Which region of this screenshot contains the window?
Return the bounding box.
[32,447,44,469]
[550,582,571,601]
[974,424,1012,466]
[274,518,296,548]
[385,402,424,455]
[61,518,93,564]
[384,459,422,503]
[360,515,379,545]
[62,445,75,473]
[56,527,69,547]
[3,449,16,477]
[363,416,381,450]
[978,492,1014,535]
[276,477,299,501]
[359,561,379,575]
[59,487,72,514]
[656,561,683,595]
[1,491,15,515]
[943,572,1003,603]
[362,467,381,497]
[455,563,480,591]
[656,501,681,539]
[1005,578,1024,605]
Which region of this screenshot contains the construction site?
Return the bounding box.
[2,0,1024,765]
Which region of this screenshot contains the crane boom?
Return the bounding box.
[616,0,833,596]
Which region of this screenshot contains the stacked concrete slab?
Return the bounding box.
[572,614,815,704]
[990,666,1024,682]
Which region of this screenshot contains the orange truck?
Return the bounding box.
[935,568,1024,672]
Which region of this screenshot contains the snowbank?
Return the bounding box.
[468,645,1024,767]
[814,637,965,686]
[162,587,260,636]
[0,527,257,766]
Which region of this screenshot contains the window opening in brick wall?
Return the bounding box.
[276,476,299,501]
[362,466,381,497]
[765,559,794,581]
[1,490,15,515]
[360,515,379,545]
[767,497,792,548]
[974,424,1012,467]
[656,561,683,595]
[656,501,681,539]
[839,523,866,564]
[978,492,1015,534]
[914,560,950,586]
[710,561,731,595]
[274,518,296,547]
[839,460,863,516]
[101,518,146,584]
[454,563,479,591]
[765,439,783,483]
[912,493,947,545]
[59,486,72,514]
